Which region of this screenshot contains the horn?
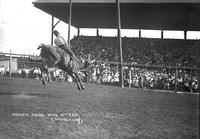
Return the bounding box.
[89,59,96,65]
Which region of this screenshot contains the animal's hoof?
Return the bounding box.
[42,80,46,85]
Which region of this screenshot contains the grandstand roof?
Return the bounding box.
[33,0,200,31]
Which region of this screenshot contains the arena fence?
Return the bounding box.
[1,52,199,94]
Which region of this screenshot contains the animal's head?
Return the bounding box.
[83,59,96,69]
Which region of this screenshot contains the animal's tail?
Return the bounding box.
[37,43,45,50]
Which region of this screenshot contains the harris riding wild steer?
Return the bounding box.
[37,43,95,90]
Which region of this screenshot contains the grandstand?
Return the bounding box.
[70,36,200,93]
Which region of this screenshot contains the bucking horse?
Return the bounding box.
[37,43,95,90]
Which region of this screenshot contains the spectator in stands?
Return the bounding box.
[138,72,144,89]
[53,30,77,65]
[0,66,5,78]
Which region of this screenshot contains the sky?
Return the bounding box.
[0,0,200,55]
[0,0,73,55]
[0,0,51,55]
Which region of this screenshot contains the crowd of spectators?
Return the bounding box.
[71,36,200,93]
[8,66,71,82]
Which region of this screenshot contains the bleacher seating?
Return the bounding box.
[71,36,200,68]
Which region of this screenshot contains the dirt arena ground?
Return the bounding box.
[0,77,199,139]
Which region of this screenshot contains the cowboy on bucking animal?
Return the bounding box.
[53,30,77,66]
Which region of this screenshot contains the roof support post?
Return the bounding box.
[51,16,54,45]
[116,0,124,88]
[96,28,99,37]
[184,30,187,40]
[139,29,141,38]
[68,0,72,47]
[77,28,80,36]
[161,30,163,39]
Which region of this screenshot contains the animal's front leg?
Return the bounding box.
[74,72,85,90]
[83,71,92,84]
[70,72,81,90]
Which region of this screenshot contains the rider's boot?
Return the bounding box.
[69,56,73,68]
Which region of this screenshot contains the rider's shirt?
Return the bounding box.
[54,35,67,46]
